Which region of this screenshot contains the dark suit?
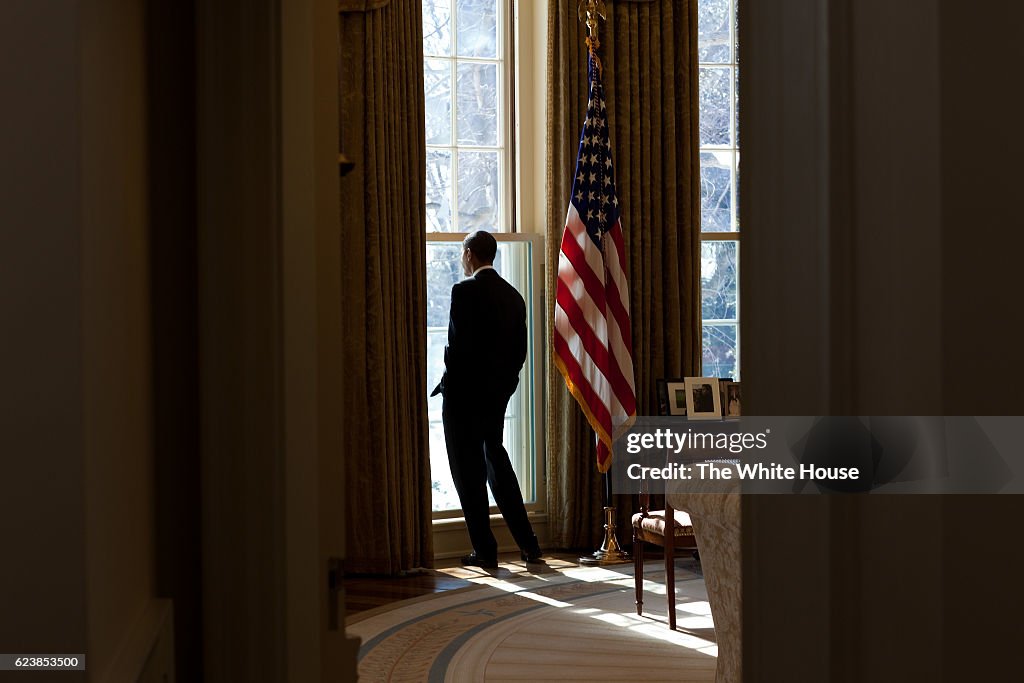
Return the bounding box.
[431,267,539,560]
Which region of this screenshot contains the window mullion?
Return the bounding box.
[450,57,459,233]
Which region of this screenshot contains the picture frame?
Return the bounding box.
[718,379,732,415]
[655,379,670,416]
[684,377,722,420]
[663,379,688,416]
[724,381,742,417]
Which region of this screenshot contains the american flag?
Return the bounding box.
[553,53,637,473]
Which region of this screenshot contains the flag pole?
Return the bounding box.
[576,0,630,567]
[578,467,631,566]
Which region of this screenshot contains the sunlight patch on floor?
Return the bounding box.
[431,555,716,658]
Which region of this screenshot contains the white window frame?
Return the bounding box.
[424,1,545,520]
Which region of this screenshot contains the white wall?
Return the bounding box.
[515,0,549,235]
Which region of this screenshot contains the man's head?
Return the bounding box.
[461,230,497,276]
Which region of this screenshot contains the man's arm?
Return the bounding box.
[445,282,473,382]
[499,294,527,398]
[514,298,527,372]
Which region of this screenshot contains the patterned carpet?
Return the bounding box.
[348,557,718,682]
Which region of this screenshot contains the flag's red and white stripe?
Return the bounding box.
[553,206,637,473]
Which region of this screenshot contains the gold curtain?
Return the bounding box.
[339,0,434,573]
[546,0,701,548]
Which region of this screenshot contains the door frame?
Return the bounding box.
[196,0,354,680]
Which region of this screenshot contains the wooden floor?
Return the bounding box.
[343,567,472,617]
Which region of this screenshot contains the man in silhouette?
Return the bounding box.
[431,231,542,568]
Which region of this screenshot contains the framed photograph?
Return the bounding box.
[664,379,688,416]
[655,379,670,416]
[724,381,742,417]
[718,380,732,414]
[684,377,722,420]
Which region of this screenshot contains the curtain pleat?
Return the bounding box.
[546,0,701,549]
[339,0,433,574]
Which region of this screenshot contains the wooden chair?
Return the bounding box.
[632,489,698,630]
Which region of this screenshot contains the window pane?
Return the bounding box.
[456,62,498,146]
[700,67,731,146]
[424,59,452,145]
[701,240,738,320]
[703,324,738,381]
[700,151,734,232]
[456,0,497,58]
[423,0,452,57]
[457,150,500,231]
[429,423,460,511]
[426,243,462,329]
[426,242,461,511]
[426,150,453,231]
[426,329,447,430]
[698,0,731,63]
[495,242,533,503]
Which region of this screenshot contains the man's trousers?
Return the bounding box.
[442,392,538,559]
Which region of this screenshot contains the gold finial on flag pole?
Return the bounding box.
[578,0,606,72]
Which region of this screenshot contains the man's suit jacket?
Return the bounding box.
[431,267,527,406]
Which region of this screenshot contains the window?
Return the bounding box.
[698,0,740,380]
[422,0,542,515]
[423,0,511,234]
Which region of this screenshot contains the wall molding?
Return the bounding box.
[433,512,550,560]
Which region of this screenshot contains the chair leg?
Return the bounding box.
[666,534,676,630]
[634,533,644,616]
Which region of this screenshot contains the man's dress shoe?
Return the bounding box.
[460,553,498,569]
[520,547,544,564]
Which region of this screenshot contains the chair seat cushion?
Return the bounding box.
[632,509,694,537]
